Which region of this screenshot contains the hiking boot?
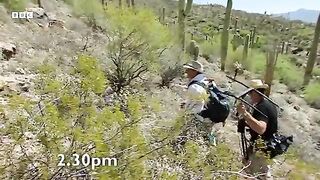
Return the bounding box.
[208,133,217,146]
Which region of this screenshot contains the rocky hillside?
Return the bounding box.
[0,0,320,179]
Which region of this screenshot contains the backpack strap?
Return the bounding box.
[188,80,207,89]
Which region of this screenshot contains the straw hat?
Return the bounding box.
[249,79,269,89]
[183,61,204,73]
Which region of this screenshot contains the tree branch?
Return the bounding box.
[212,161,267,179]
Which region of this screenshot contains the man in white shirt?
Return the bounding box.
[181,61,217,145]
[181,61,217,114]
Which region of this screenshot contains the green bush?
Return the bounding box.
[199,38,220,61]
[312,68,320,77]
[275,55,304,91]
[226,46,243,69]
[63,0,105,27]
[106,6,171,49]
[0,0,29,11]
[157,46,187,87]
[104,6,172,92]
[0,55,152,179]
[247,50,267,74]
[304,83,320,108]
[232,50,304,92]
[279,148,320,178]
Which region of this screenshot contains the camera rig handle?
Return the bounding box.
[226,75,281,109]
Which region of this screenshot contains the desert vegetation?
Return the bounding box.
[0,0,319,179]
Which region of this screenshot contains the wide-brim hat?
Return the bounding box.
[183,61,204,73]
[249,79,269,89]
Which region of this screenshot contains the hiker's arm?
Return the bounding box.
[242,111,267,135]
[237,103,267,135]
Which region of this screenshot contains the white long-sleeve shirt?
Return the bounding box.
[185,74,217,114]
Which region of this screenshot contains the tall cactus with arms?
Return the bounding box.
[303,13,320,86]
[178,0,193,51]
[220,0,232,71]
[242,34,250,64]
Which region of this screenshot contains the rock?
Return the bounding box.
[294,105,300,111]
[20,85,30,92]
[25,7,46,18]
[48,19,66,29]
[0,80,6,91]
[292,47,304,54]
[286,97,293,104]
[15,68,26,75]
[0,42,17,60]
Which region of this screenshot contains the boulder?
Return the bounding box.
[25,7,46,18]
[292,47,304,54]
[15,68,26,75]
[0,80,7,91]
[0,42,16,60]
[20,84,30,92]
[294,105,300,111]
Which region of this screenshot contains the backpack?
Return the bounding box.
[188,80,230,124]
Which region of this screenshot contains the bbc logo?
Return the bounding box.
[11,11,34,19]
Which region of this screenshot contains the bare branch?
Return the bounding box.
[212,161,267,179]
[158,47,169,57]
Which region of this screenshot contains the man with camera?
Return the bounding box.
[236,79,278,179]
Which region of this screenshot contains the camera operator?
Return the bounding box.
[236,79,278,179]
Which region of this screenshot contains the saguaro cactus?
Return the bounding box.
[37,0,42,8]
[265,43,279,96]
[231,32,243,51]
[178,0,193,50]
[303,13,320,86]
[250,26,257,48]
[187,40,200,61]
[281,41,285,54]
[220,0,232,71]
[119,0,122,8]
[160,7,166,24]
[242,34,250,63]
[256,36,260,45]
[285,42,291,54]
[233,17,238,33]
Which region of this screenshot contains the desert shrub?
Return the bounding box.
[226,46,243,69]
[312,67,320,76]
[274,55,303,91]
[277,148,320,178]
[147,113,244,179]
[157,46,187,87]
[0,0,29,11]
[199,37,220,62]
[0,5,10,23]
[63,0,105,29]
[248,51,305,91]
[105,6,171,48]
[304,83,320,109]
[104,6,171,93]
[247,50,267,74]
[0,55,154,179]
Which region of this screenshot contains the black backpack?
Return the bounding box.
[188,80,230,124]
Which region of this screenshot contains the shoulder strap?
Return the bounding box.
[188,80,207,89]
